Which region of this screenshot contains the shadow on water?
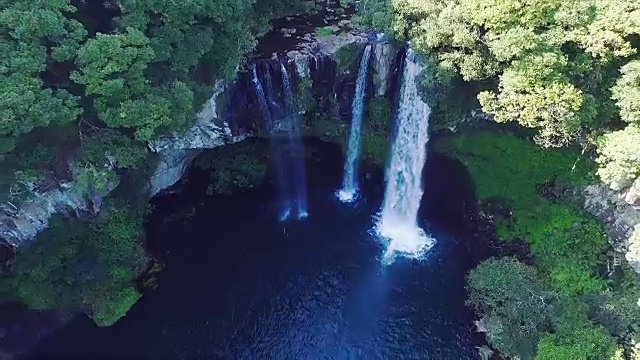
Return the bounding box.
[28,139,490,359]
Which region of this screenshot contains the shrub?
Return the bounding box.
[193,140,268,194]
[6,202,149,326]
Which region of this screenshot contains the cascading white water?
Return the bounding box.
[280,61,309,219]
[251,65,272,125]
[376,49,435,262]
[337,45,373,203]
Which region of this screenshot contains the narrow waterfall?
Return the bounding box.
[251,65,272,125]
[376,50,435,262]
[337,45,373,203]
[250,64,291,221]
[264,63,283,119]
[280,61,309,219]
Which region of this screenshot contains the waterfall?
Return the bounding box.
[264,63,283,119]
[280,61,309,219]
[337,45,373,203]
[251,65,272,126]
[376,49,435,262]
[250,64,292,221]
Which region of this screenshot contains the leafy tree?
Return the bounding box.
[611,60,640,125]
[193,140,269,194]
[6,202,149,326]
[116,0,308,80]
[79,129,149,169]
[536,298,618,360]
[536,326,617,360]
[468,258,558,359]
[596,125,640,190]
[0,0,84,149]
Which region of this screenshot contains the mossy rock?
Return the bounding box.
[361,131,389,166]
[335,42,364,73]
[315,27,334,38]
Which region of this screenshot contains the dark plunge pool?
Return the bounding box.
[29,140,490,359]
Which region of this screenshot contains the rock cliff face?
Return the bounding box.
[147,81,246,196]
[0,163,118,248]
[576,184,640,273]
[148,31,402,196]
[625,177,640,207]
[372,42,396,96]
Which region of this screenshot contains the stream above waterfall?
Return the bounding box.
[29,139,493,359]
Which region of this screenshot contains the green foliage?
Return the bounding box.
[414,56,479,131]
[436,132,593,207]
[6,202,149,326]
[193,140,269,194]
[360,96,393,165]
[361,131,389,166]
[354,0,393,34]
[339,0,355,9]
[73,163,119,195]
[468,258,558,359]
[587,264,640,345]
[335,43,364,73]
[79,130,149,169]
[536,324,617,360]
[596,124,640,189]
[0,0,85,144]
[117,0,308,80]
[1,0,310,158]
[296,76,315,114]
[71,28,155,100]
[441,132,624,357]
[536,298,619,360]
[365,97,392,132]
[611,60,640,125]
[310,115,348,145]
[439,133,609,294]
[315,27,334,38]
[469,257,619,360]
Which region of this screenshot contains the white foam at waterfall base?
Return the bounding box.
[375,49,435,264]
[337,45,373,204]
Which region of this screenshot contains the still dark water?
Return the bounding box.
[30,140,488,359]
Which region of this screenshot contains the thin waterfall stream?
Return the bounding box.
[280,61,309,219]
[376,49,435,263]
[250,65,292,220]
[337,45,372,203]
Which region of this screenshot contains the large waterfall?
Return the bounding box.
[376,50,435,262]
[337,45,373,203]
[280,62,309,219]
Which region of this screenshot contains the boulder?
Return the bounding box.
[624,177,640,207]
